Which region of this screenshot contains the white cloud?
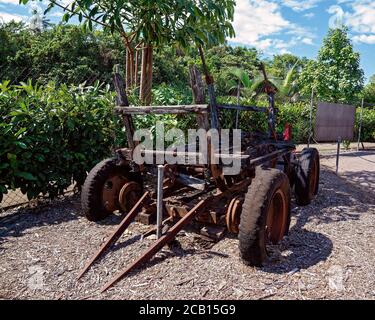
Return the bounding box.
[231,0,315,53]
[352,34,375,45]
[302,37,314,45]
[281,0,322,12]
[50,11,63,17]
[0,11,25,22]
[0,0,20,4]
[328,0,375,44]
[304,12,315,19]
[233,0,289,45]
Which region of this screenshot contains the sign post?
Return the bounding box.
[156,165,164,239]
[336,137,341,175]
[357,98,364,152]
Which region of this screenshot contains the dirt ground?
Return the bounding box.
[321,152,375,192]
[0,154,374,300]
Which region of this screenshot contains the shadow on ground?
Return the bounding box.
[262,168,375,274]
[1,168,374,277]
[0,194,129,249]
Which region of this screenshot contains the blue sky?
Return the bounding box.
[1,0,374,82]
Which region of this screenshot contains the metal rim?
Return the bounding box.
[265,189,287,244]
[102,175,129,212]
[118,181,142,212]
[226,197,242,233]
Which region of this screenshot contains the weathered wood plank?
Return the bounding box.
[218,104,267,113]
[113,70,135,149]
[114,104,209,115]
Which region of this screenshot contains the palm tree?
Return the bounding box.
[228,62,301,102]
[228,68,253,97]
[251,62,300,102]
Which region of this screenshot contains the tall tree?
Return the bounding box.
[299,27,364,103]
[21,0,235,104]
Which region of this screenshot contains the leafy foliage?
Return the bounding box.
[0,22,124,85]
[299,27,364,103]
[363,75,375,105]
[0,80,118,201]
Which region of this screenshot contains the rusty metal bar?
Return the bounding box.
[248,148,292,167]
[141,216,173,239]
[76,192,149,280]
[100,199,206,292]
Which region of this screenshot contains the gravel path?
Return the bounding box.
[1,167,374,300]
[321,152,375,193]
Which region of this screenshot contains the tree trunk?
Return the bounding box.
[134,49,139,89]
[125,49,131,92]
[139,45,153,105]
[139,47,148,103]
[125,47,135,93]
[145,45,153,105]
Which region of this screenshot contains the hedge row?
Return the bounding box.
[0,80,120,202]
[1,81,374,202]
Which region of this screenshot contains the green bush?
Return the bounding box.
[217,96,375,144]
[217,96,313,143]
[0,80,118,202]
[356,107,375,142]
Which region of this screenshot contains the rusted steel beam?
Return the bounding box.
[100,199,206,292]
[141,216,173,239]
[248,149,292,167]
[77,192,149,280]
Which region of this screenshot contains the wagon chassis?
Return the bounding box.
[78,64,320,292]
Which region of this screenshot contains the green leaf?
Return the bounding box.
[14,141,27,149]
[0,163,9,170]
[62,13,70,23]
[0,185,7,194]
[15,171,37,181]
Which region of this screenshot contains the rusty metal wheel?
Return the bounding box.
[226,196,243,234]
[295,148,320,206]
[118,181,142,212]
[81,158,142,222]
[102,174,129,213]
[265,189,288,244]
[238,168,291,266]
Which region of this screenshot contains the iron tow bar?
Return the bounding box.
[77,191,149,280]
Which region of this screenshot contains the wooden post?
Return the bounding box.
[189,65,209,130]
[198,46,219,130]
[113,65,135,149]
